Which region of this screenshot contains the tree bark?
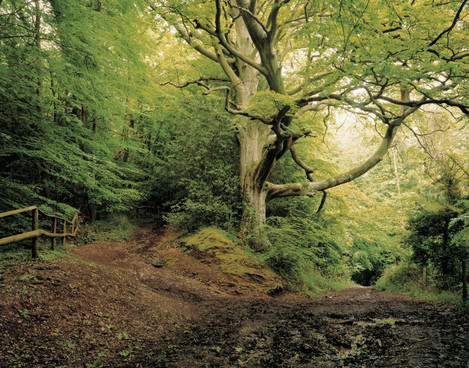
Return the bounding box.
[34,0,43,115]
[462,259,467,302]
[392,149,401,195]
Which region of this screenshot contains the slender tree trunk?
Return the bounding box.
[422,266,427,291]
[81,106,87,128]
[51,73,58,122]
[392,148,401,195]
[462,259,467,302]
[123,96,130,162]
[34,0,43,115]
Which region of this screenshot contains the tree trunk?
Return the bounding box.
[34,0,43,115]
[240,181,268,246]
[422,266,427,291]
[392,148,401,195]
[462,259,467,302]
[229,12,271,241]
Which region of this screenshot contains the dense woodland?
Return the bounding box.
[1,0,468,303]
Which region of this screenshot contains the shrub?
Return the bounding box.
[375,262,421,292]
[75,215,137,246]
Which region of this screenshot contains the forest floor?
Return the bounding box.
[0,224,468,368]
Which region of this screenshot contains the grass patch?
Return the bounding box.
[301,268,352,294]
[0,240,75,268]
[375,262,467,309]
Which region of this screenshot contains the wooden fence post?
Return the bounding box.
[51,217,57,250]
[32,208,39,258]
[62,220,66,246]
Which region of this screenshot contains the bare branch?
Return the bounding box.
[428,0,468,47]
[316,191,327,213]
[286,71,337,96]
[452,52,469,61]
[449,155,469,179]
[379,94,469,116]
[146,4,223,63]
[158,77,229,90]
[290,146,315,181]
[215,0,266,73]
[403,122,437,159]
[230,3,269,35]
[266,0,291,38]
[204,85,271,124]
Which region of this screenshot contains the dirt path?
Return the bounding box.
[73,226,469,367]
[1,226,468,367]
[162,287,469,368]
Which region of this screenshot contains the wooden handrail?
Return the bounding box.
[37,208,76,224]
[0,206,76,224]
[0,229,77,246]
[0,206,80,257]
[0,206,38,219]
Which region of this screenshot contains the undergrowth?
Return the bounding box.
[375,262,468,310]
[259,220,352,294]
[259,245,351,295]
[0,241,75,268]
[75,215,138,246]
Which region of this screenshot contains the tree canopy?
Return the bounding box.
[147,0,469,236]
[1,0,468,297]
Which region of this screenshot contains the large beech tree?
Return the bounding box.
[149,0,469,236]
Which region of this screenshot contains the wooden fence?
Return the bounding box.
[0,206,79,258]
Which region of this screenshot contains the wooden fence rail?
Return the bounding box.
[0,206,79,258]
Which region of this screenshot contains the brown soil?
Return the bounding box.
[0,225,468,367]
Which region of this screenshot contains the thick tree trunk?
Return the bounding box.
[237,127,272,242]
[229,12,272,241]
[238,121,270,213]
[239,180,268,245]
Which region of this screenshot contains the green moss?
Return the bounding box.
[184,228,281,283]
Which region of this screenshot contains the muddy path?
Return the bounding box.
[74,227,469,367]
[1,226,468,367]
[159,287,469,367]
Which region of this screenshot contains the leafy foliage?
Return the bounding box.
[404,206,465,289]
[144,89,242,232]
[1,0,468,300]
[0,0,151,223]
